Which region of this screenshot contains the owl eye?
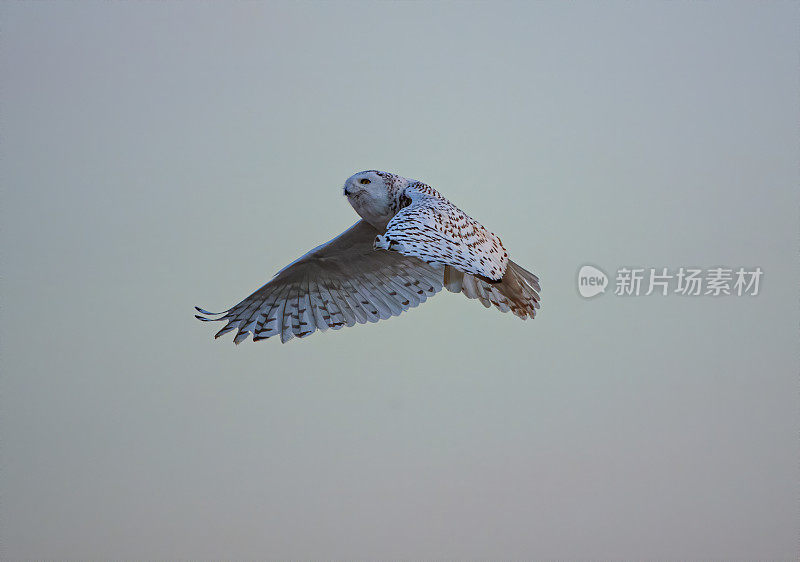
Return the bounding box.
[359,178,371,185]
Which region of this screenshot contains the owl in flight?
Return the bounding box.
[196,171,541,344]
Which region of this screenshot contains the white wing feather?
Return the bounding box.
[195,220,443,344]
[374,182,540,319]
[376,182,509,281]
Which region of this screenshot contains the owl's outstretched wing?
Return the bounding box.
[376,183,540,319]
[196,220,443,344]
[375,183,509,281]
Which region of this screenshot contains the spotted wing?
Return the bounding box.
[195,220,444,344]
[378,184,509,281]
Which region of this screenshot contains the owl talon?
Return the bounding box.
[375,235,405,252]
[375,235,400,251]
[374,235,389,250]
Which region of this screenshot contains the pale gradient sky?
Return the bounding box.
[2,2,798,560]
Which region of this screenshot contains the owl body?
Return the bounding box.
[345,171,508,280]
[197,170,540,343]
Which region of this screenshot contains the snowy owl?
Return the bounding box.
[196,171,541,343]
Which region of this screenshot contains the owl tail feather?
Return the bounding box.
[497,260,542,319]
[460,260,541,320]
[444,265,464,293]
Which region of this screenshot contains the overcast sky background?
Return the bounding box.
[2,2,798,560]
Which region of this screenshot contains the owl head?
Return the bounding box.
[343,170,408,230]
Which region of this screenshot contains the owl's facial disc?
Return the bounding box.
[343,171,393,230]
